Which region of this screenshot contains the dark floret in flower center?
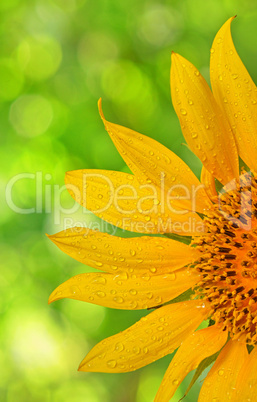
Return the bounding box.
[193,172,257,345]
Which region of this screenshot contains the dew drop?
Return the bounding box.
[180,108,187,116]
[155,296,162,304]
[92,276,106,285]
[115,342,124,352]
[70,285,80,295]
[96,291,106,298]
[107,360,117,368]
[133,346,141,354]
[113,296,124,304]
[149,267,157,273]
[129,301,138,309]
[129,289,137,296]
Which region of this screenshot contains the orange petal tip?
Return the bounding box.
[48,287,63,304]
[98,97,105,121]
[46,233,57,244]
[78,359,87,372]
[48,293,55,305]
[171,51,178,61]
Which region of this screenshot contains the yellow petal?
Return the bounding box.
[78,300,209,372]
[98,99,211,214]
[155,325,227,402]
[198,338,248,402]
[201,165,217,200]
[171,52,239,185]
[210,17,257,173]
[237,346,257,401]
[65,169,205,236]
[48,228,199,274]
[48,267,200,310]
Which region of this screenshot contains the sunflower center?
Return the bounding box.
[193,172,257,345]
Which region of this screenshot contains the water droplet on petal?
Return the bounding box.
[129,301,138,309]
[92,276,106,285]
[149,267,157,273]
[115,342,124,352]
[107,360,117,368]
[70,285,80,295]
[129,289,137,296]
[113,296,124,304]
[133,346,141,354]
[96,291,106,298]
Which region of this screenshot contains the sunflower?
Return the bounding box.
[48,17,257,401]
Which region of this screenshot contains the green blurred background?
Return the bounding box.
[1,0,257,401]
